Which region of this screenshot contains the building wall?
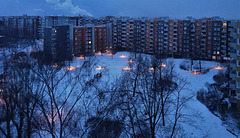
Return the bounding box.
[0,15,42,40]
[44,25,72,62]
[229,21,240,111]
[73,25,110,56]
[73,26,93,56]
[94,27,107,52]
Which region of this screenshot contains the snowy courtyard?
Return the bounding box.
[73,52,234,138]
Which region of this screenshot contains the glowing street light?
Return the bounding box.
[52,63,58,67]
[95,66,105,71]
[97,51,102,55]
[149,67,155,71]
[122,66,132,71]
[66,66,76,71]
[77,56,84,60]
[107,53,113,56]
[160,63,167,67]
[128,59,134,63]
[119,55,127,58]
[190,70,200,75]
[214,66,223,70]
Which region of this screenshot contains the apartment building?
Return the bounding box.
[0,15,42,40]
[44,25,73,62]
[229,21,240,110]
[73,24,112,56]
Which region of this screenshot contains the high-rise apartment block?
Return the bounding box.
[0,15,42,40]
[229,21,240,110]
[44,25,73,62]
[73,24,112,56]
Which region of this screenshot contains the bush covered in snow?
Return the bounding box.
[197,70,240,136]
[179,59,210,74]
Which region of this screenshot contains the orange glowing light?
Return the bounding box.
[0,89,2,92]
[160,63,167,67]
[149,67,155,71]
[77,56,84,60]
[52,64,58,67]
[122,66,132,71]
[97,51,102,55]
[107,53,113,56]
[95,66,105,70]
[128,59,134,63]
[119,55,127,58]
[214,66,223,70]
[66,66,76,71]
[190,71,200,75]
[12,52,15,54]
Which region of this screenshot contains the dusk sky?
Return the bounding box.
[0,0,239,19]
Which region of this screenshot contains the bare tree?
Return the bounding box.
[31,57,109,138]
[114,55,192,138]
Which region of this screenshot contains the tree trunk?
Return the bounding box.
[199,59,201,73]
[27,108,32,138]
[151,127,155,138]
[6,116,11,138]
[161,91,165,126]
[6,106,11,138]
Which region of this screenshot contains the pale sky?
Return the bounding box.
[0,0,239,19]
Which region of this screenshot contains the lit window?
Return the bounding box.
[223,23,227,26]
[212,56,216,60]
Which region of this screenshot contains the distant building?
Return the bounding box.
[44,25,73,62]
[0,14,42,40]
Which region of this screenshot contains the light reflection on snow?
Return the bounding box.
[95,66,105,71]
[160,63,167,67]
[119,55,127,58]
[77,56,84,60]
[189,70,200,75]
[66,66,76,71]
[149,67,155,71]
[214,66,223,70]
[122,66,132,71]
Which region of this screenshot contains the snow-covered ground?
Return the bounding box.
[173,59,234,138]
[0,48,235,137]
[71,52,234,138]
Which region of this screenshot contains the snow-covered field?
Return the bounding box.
[71,52,234,138]
[1,47,233,137]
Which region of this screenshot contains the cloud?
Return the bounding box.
[34,8,44,12]
[45,0,93,16]
[45,0,60,4]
